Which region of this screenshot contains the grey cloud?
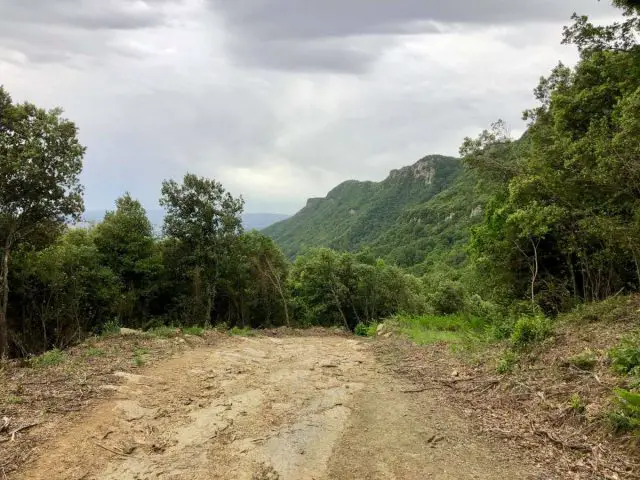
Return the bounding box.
[0,0,181,65]
[1,0,172,30]
[209,0,615,72]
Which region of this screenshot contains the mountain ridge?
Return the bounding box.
[263,154,485,268]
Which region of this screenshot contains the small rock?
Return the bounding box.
[451,370,459,377]
[383,332,393,338]
[376,323,385,336]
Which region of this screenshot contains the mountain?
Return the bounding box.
[263,155,489,270]
[82,210,288,232]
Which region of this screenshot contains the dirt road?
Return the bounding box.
[15,336,538,480]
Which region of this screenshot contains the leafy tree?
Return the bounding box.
[160,174,244,325]
[93,194,162,327]
[0,87,84,357]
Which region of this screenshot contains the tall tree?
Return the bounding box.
[93,193,161,327]
[0,87,84,358]
[160,174,243,325]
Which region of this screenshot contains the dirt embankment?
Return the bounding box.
[4,334,539,480]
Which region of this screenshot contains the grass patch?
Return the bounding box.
[30,348,66,368]
[100,319,122,337]
[561,296,631,324]
[391,314,488,346]
[84,347,106,357]
[148,326,181,338]
[182,326,205,337]
[229,326,256,337]
[569,393,586,414]
[5,394,24,404]
[567,349,598,371]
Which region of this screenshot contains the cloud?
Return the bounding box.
[208,0,616,72]
[0,0,623,214]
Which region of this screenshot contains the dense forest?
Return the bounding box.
[0,0,639,387]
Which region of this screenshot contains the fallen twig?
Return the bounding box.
[10,423,39,441]
[92,441,136,458]
[534,429,592,453]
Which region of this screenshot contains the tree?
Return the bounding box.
[93,193,161,327]
[0,87,84,358]
[160,174,243,325]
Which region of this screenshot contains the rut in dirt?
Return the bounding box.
[15,336,539,480]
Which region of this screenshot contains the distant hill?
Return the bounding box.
[263,155,490,271]
[82,209,288,232]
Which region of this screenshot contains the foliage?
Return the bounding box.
[609,388,640,433]
[30,348,65,367]
[160,174,244,325]
[496,349,518,374]
[264,156,467,261]
[289,248,425,330]
[567,350,598,371]
[462,5,640,313]
[182,326,205,337]
[610,335,640,376]
[392,313,488,346]
[229,326,255,337]
[93,194,162,328]
[510,316,553,349]
[0,87,85,358]
[569,393,586,415]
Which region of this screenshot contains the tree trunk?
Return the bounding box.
[530,238,539,312]
[0,244,11,359]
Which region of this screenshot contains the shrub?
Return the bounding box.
[354,323,369,337]
[610,336,640,376]
[496,349,518,374]
[608,388,640,433]
[429,281,466,315]
[569,393,586,414]
[567,349,598,371]
[101,319,122,337]
[510,315,552,349]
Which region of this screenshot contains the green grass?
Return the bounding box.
[391,313,488,346]
[147,325,181,338]
[566,349,598,371]
[182,326,206,337]
[229,326,256,337]
[100,319,122,337]
[569,393,586,414]
[30,348,66,367]
[496,349,518,374]
[84,347,106,357]
[610,334,640,376]
[5,394,24,404]
[354,322,378,337]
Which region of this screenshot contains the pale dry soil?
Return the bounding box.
[14,336,541,480]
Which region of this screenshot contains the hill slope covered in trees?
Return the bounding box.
[264,154,488,270]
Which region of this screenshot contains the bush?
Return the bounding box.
[354,323,369,337]
[182,326,205,337]
[429,280,466,315]
[569,393,586,414]
[609,388,640,433]
[510,315,552,349]
[610,336,640,376]
[230,326,255,336]
[567,349,598,371]
[496,349,518,374]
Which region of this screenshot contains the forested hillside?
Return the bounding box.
[263,155,479,264]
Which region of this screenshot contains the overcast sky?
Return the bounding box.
[0,0,620,214]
